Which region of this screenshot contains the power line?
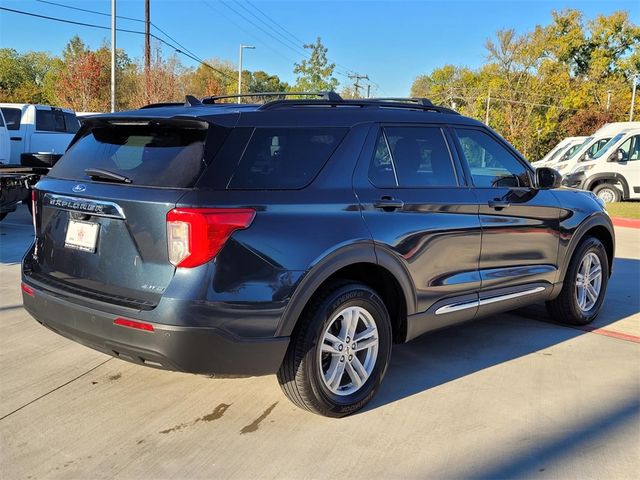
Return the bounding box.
[0,6,235,82]
[35,0,205,71]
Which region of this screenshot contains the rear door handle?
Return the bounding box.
[10,137,22,141]
[374,197,404,211]
[488,199,510,210]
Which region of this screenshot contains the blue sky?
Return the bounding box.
[1,0,638,96]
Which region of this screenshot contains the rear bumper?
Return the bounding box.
[22,281,290,377]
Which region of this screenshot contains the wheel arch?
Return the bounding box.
[585,173,630,199]
[559,213,615,284]
[275,242,415,344]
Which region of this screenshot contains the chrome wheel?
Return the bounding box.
[318,306,379,396]
[576,252,602,312]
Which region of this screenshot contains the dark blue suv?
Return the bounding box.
[21,93,614,417]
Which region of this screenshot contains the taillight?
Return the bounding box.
[114,317,154,332]
[166,208,255,268]
[21,282,34,297]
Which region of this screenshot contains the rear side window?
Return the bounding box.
[49,124,209,188]
[36,109,79,133]
[64,112,80,133]
[228,127,347,189]
[1,108,21,130]
[369,126,458,188]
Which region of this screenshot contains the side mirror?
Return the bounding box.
[536,167,562,189]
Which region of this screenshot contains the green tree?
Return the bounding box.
[293,37,339,92]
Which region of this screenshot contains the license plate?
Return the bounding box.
[65,220,99,252]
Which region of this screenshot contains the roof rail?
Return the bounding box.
[259,98,459,115]
[139,101,184,109]
[201,91,342,104]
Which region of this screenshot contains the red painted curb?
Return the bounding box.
[611,217,640,229]
[577,326,640,344]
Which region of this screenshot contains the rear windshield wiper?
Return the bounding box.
[85,168,132,184]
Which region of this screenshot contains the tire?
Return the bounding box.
[277,282,392,417]
[592,183,621,203]
[546,236,609,325]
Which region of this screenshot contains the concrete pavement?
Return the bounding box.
[1,205,638,479]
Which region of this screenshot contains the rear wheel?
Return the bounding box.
[277,282,392,417]
[592,183,621,203]
[546,237,609,325]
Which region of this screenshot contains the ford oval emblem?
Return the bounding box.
[72,184,86,193]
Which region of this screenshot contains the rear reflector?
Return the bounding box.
[21,282,34,297]
[166,208,255,268]
[114,317,155,332]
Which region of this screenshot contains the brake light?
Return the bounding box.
[114,317,154,332]
[166,208,255,268]
[21,282,34,297]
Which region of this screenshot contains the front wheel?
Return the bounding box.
[592,183,621,203]
[547,236,609,325]
[277,282,392,417]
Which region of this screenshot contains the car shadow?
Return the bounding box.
[0,205,33,265]
[366,257,639,412]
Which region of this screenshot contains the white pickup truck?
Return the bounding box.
[0,103,80,165]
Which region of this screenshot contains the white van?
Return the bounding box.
[537,136,587,164]
[0,103,80,164]
[563,128,640,203]
[0,109,10,164]
[552,122,640,174]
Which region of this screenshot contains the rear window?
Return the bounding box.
[49,124,209,188]
[228,127,347,189]
[1,108,21,130]
[36,109,80,133]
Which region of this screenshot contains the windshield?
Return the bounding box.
[592,133,626,160]
[561,137,592,161]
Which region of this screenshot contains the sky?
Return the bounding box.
[1,0,638,97]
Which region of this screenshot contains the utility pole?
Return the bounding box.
[485,89,491,126]
[110,0,116,112]
[366,84,371,99]
[238,44,255,103]
[145,0,150,104]
[630,74,639,122]
[348,73,369,98]
[606,89,612,111]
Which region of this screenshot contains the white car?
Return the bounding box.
[0,103,80,164]
[537,136,587,164]
[563,128,640,203]
[0,109,10,164]
[552,122,640,174]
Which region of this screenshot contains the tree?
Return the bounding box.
[248,71,289,93]
[293,37,339,92]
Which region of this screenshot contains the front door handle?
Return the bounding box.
[374,197,404,211]
[488,199,510,210]
[10,137,22,141]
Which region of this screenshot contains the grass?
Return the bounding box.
[606,202,640,219]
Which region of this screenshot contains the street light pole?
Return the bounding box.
[238,44,255,104]
[110,0,116,112]
[630,74,639,122]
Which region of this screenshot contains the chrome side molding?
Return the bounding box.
[435,286,546,315]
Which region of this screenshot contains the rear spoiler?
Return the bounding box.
[67,116,210,151]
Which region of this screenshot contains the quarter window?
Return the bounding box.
[455,128,531,188]
[368,127,458,188]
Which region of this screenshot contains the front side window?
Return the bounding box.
[455,128,531,188]
[618,135,640,161]
[1,108,21,130]
[368,126,458,188]
[587,138,611,157]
